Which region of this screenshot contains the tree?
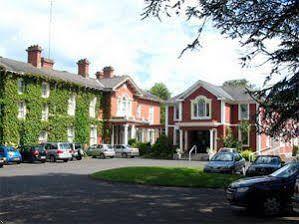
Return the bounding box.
[223,79,255,89]
[150,83,171,124]
[142,0,299,140]
[150,82,171,100]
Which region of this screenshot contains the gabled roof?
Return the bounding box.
[169,79,255,103]
[0,57,105,91]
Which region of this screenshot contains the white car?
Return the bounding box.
[114,144,139,158]
[87,144,115,159]
[218,147,238,153]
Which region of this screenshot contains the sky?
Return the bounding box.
[0,0,274,95]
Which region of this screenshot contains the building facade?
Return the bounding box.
[165,80,296,158]
[0,45,162,147]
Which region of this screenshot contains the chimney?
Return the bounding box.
[77,58,90,78]
[103,66,115,79]
[26,45,42,68]
[41,57,54,69]
[95,71,104,79]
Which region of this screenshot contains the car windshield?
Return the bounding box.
[106,145,113,149]
[211,153,233,161]
[60,143,71,150]
[254,156,280,164]
[270,163,298,178]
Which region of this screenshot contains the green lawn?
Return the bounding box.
[91,166,241,188]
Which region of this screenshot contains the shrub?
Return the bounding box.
[128,138,136,146]
[222,127,242,151]
[132,142,151,156]
[151,135,175,159]
[292,146,299,156]
[240,149,255,161]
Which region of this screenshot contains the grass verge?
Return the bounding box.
[91,166,240,188]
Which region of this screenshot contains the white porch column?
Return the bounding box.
[131,125,136,139]
[179,129,183,153]
[165,105,169,136]
[111,125,115,145]
[209,129,214,151]
[124,124,129,145]
[184,130,188,151]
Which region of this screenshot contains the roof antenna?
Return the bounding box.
[48,0,54,59]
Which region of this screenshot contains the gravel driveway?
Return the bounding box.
[0,158,298,224]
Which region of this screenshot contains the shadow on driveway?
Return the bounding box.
[0,173,298,224]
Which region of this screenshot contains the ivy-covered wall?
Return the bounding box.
[0,71,104,146]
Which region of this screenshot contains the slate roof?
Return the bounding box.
[169,80,254,103]
[0,57,105,91]
[98,76,128,89]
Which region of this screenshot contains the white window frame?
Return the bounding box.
[67,127,75,143]
[41,104,49,121]
[18,78,25,94]
[137,105,142,118]
[173,102,181,121]
[90,125,97,145]
[149,106,154,124]
[41,82,50,98]
[238,103,249,120]
[238,127,250,147]
[18,101,26,119]
[191,95,212,120]
[89,97,97,118]
[117,94,132,117]
[68,94,76,116]
[38,131,48,143]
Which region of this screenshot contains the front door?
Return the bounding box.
[190,130,210,153]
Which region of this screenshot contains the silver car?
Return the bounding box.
[87,144,115,159]
[43,142,72,162]
[114,144,140,158]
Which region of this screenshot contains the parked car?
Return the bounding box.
[204,151,245,174]
[114,144,139,158]
[42,142,72,162]
[0,146,22,164]
[0,156,4,168]
[293,176,299,213]
[218,147,238,153]
[246,155,283,177]
[19,145,47,163]
[69,143,84,160]
[226,162,299,216]
[86,144,115,159]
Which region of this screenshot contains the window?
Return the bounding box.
[67,127,75,143]
[18,78,25,94]
[38,131,48,143]
[191,96,211,119]
[41,82,50,98]
[89,97,97,118]
[68,94,76,116]
[137,105,142,118]
[18,101,26,119]
[239,127,250,147]
[239,104,249,120]
[41,104,49,121]
[90,126,97,145]
[117,95,132,117]
[149,106,154,124]
[174,103,180,120]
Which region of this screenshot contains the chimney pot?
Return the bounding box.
[41,57,54,69]
[26,45,42,68]
[77,58,90,78]
[103,66,115,78]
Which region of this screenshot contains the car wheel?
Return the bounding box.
[77,156,82,160]
[122,153,128,158]
[0,164,3,168]
[17,161,21,164]
[263,197,281,216]
[100,153,105,159]
[50,155,56,163]
[41,160,46,163]
[63,159,68,163]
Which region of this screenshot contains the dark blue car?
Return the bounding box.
[0,146,22,164]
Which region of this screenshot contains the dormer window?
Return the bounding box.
[68,94,76,116]
[239,104,249,120]
[42,82,50,98]
[191,96,211,120]
[18,78,25,94]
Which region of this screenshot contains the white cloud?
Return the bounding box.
[0,0,274,95]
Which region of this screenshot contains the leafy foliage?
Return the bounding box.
[223,79,255,89]
[142,0,299,140]
[151,134,175,159]
[240,149,255,162]
[0,71,103,146]
[222,127,242,151]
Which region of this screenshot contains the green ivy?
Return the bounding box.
[0,71,104,146]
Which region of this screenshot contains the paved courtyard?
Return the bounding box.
[0,158,298,224]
